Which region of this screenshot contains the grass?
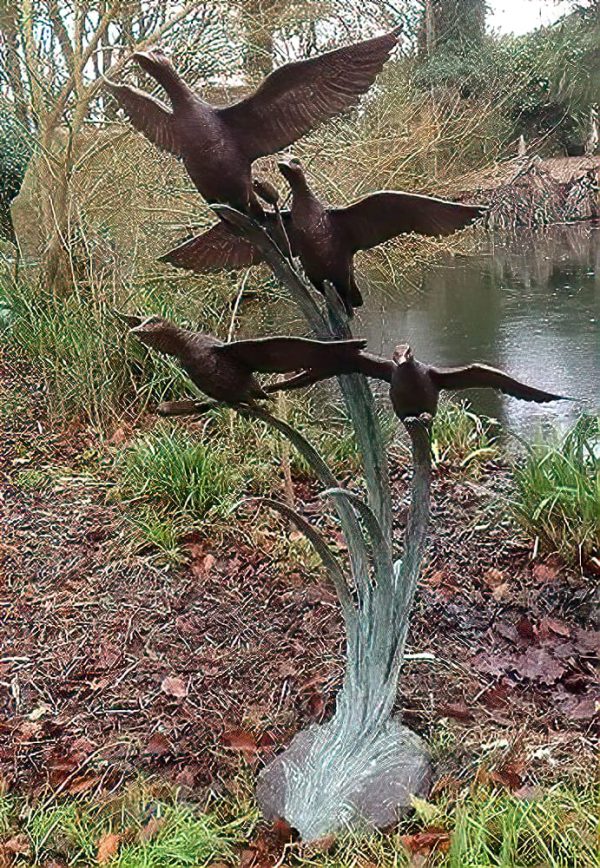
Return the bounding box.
[0,265,236,432]
[300,783,598,867]
[0,784,254,867]
[113,422,252,554]
[511,415,600,563]
[0,781,596,867]
[431,400,499,476]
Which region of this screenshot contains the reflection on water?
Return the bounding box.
[357,225,600,437]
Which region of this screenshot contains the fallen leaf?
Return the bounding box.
[489,766,523,790]
[491,582,511,602]
[573,628,600,656]
[515,616,536,644]
[513,784,544,801]
[513,648,566,685]
[532,562,559,584]
[557,694,599,720]
[145,732,172,756]
[410,796,440,825]
[161,676,187,699]
[67,775,100,795]
[174,766,196,789]
[307,691,325,720]
[3,834,30,856]
[221,729,258,757]
[28,704,51,721]
[300,834,336,856]
[272,818,295,841]
[438,701,474,722]
[400,827,451,855]
[96,832,121,864]
[483,567,506,589]
[538,617,571,639]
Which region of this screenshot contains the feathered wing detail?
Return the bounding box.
[160,212,297,273]
[354,352,395,383]
[430,364,567,403]
[104,81,182,156]
[331,192,486,252]
[220,337,368,373]
[217,28,401,160]
[160,223,264,272]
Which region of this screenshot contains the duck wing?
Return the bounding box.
[160,222,264,272]
[217,28,401,160]
[430,364,567,403]
[331,192,486,252]
[354,352,395,383]
[219,337,367,373]
[160,213,297,273]
[105,81,182,156]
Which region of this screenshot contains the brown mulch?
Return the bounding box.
[0,364,598,799]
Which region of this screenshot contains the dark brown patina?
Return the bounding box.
[105,28,401,215]
[117,313,367,405]
[273,343,569,419]
[161,158,486,315]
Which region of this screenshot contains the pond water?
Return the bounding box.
[356,224,600,438]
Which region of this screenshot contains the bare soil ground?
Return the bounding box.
[1,361,598,801]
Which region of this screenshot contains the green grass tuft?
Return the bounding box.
[304,783,598,868]
[431,400,499,475]
[114,423,251,553]
[511,415,600,562]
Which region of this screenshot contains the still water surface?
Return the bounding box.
[356,225,600,437]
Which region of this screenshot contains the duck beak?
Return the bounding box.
[114,311,144,329]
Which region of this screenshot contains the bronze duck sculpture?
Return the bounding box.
[118,314,367,406]
[105,28,401,216]
[161,158,486,315]
[357,345,568,418]
[273,344,568,418]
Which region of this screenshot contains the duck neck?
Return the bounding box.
[152,64,191,106]
[151,325,189,356]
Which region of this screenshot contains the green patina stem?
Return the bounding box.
[166,207,433,837]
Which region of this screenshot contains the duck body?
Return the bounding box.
[120,314,368,405]
[389,353,439,418]
[177,332,269,403]
[286,168,363,313]
[107,29,402,215]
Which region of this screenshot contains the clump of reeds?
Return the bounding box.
[511,415,600,564]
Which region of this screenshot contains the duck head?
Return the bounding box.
[126,314,184,356]
[277,156,306,187]
[132,49,170,76]
[392,343,414,366]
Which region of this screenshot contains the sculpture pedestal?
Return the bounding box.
[257,716,432,841]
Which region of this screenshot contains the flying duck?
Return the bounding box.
[117,313,367,405]
[357,345,568,419]
[105,28,401,216]
[161,158,486,315]
[270,344,568,418]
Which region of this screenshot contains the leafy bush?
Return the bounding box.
[511,415,600,562]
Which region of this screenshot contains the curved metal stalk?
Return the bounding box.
[165,208,434,839]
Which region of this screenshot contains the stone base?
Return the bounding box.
[257,717,431,841]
